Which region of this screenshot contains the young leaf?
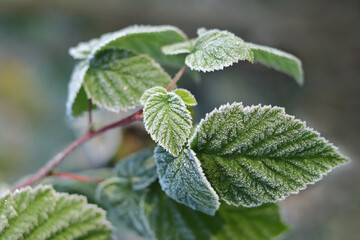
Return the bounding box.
[141,183,288,240]
[185,28,254,72]
[154,146,219,215]
[246,42,304,85]
[143,91,193,156]
[162,40,194,55]
[0,185,111,240]
[84,50,171,112]
[66,60,90,117]
[190,103,349,207]
[173,88,197,106]
[115,147,158,190]
[140,86,167,106]
[70,25,188,67]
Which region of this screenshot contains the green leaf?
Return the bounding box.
[84,50,172,112]
[0,185,111,240]
[66,60,90,117]
[185,28,254,72]
[190,103,349,207]
[143,91,193,156]
[154,146,219,215]
[115,147,158,190]
[162,40,194,55]
[247,42,304,85]
[96,178,150,237]
[70,25,188,68]
[140,86,167,106]
[173,88,197,106]
[141,183,288,240]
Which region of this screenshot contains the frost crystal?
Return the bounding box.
[190,102,349,206]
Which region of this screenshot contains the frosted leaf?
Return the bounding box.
[0,185,111,240]
[66,60,90,118]
[247,42,304,85]
[173,88,197,106]
[185,29,254,72]
[161,40,195,55]
[140,86,167,106]
[69,25,188,67]
[84,50,171,112]
[141,184,288,240]
[154,146,219,215]
[143,92,193,156]
[115,148,158,190]
[190,103,349,207]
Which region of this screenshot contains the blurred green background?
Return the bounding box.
[0,0,359,239]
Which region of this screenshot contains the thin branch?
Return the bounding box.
[12,110,143,191]
[51,171,104,183]
[167,66,187,91]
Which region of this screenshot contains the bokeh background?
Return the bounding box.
[0,0,359,239]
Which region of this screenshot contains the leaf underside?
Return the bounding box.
[143,91,193,156]
[154,146,219,215]
[190,103,348,207]
[0,186,111,240]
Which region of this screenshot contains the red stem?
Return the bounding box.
[12,110,142,191]
[167,66,187,91]
[52,172,104,183]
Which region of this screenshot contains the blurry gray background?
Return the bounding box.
[0,0,359,239]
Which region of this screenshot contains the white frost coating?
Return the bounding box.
[189,102,349,207]
[185,29,254,72]
[161,40,195,55]
[66,60,90,118]
[144,92,193,156]
[154,146,219,215]
[246,42,304,85]
[140,86,167,106]
[0,185,112,239]
[69,38,101,60]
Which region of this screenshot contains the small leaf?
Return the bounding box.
[190,103,349,207]
[162,40,195,55]
[143,91,193,156]
[84,50,171,112]
[154,146,219,215]
[66,60,90,117]
[115,148,158,190]
[247,42,304,85]
[173,88,197,106]
[141,183,288,240]
[140,87,167,106]
[185,29,254,72]
[70,25,188,68]
[0,185,111,240]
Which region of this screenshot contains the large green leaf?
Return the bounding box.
[190,103,349,207]
[70,25,188,68]
[141,184,288,240]
[184,28,254,72]
[0,185,111,240]
[84,50,172,112]
[154,146,219,215]
[247,42,304,85]
[143,89,193,156]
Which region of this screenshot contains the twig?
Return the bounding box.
[51,171,104,183]
[167,66,187,91]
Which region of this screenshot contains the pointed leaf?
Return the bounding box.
[115,148,158,190]
[162,40,195,55]
[173,88,197,106]
[143,91,193,156]
[190,103,349,207]
[140,86,167,105]
[185,28,254,72]
[247,42,304,85]
[141,183,288,240]
[84,50,171,112]
[154,146,219,215]
[0,185,111,240]
[70,25,188,67]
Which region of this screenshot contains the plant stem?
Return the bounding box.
[51,171,104,183]
[88,99,93,131]
[167,66,187,91]
[12,110,143,191]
